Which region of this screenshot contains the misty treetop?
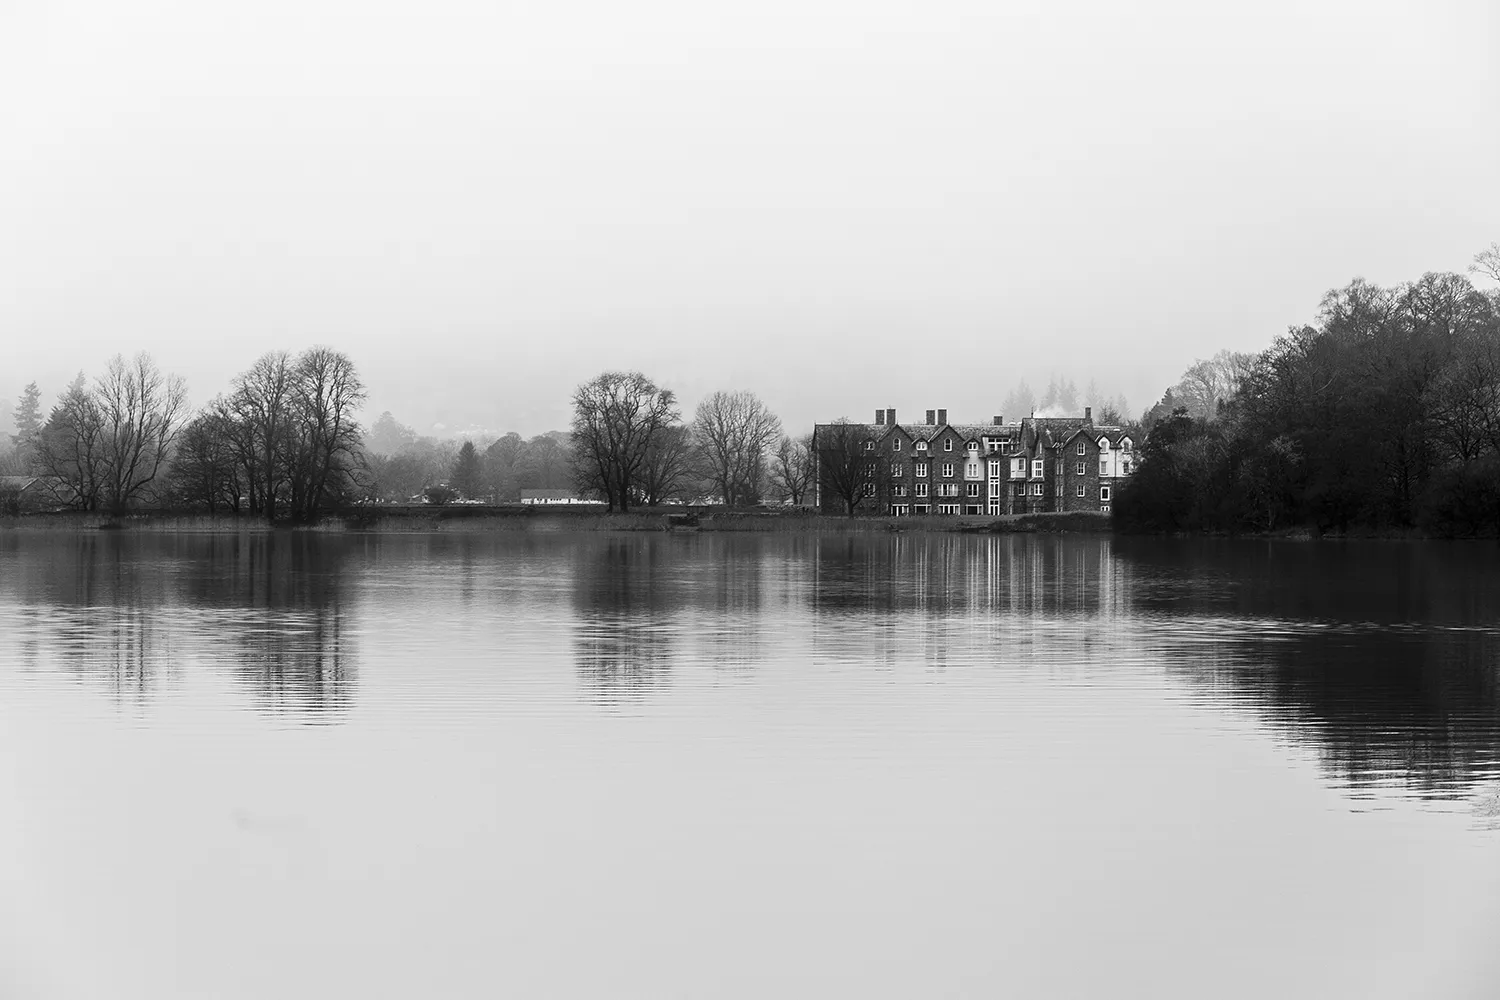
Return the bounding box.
[1118,256,1500,536]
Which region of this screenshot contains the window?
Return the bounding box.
[914,504,930,514]
[915,440,927,452]
[892,438,902,452]
[1100,503,1111,513]
[1100,486,1111,501]
[1076,441,1086,455]
[966,482,980,498]
[937,503,962,515]
[941,462,954,478]
[987,460,1000,477]
[1122,440,1132,451]
[893,484,908,497]
[864,440,874,451]
[891,463,904,477]
[985,441,999,453]
[1076,462,1086,476]
[1015,484,1025,497]
[989,481,1001,498]
[1100,461,1108,476]
[1076,484,1085,498]
[1098,438,1110,452]
[1032,460,1043,478]
[1031,483,1043,496]
[967,440,978,452]
[862,482,875,496]
[891,504,908,516]
[915,462,928,478]
[915,483,929,497]
[1054,460,1062,475]
[939,483,960,498]
[988,501,1002,515]
[944,438,954,451]
[1013,458,1025,476]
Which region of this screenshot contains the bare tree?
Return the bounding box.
[285,346,366,521]
[229,351,295,521]
[1470,242,1500,285]
[34,377,106,510]
[769,433,814,504]
[692,390,782,507]
[639,424,695,506]
[570,371,679,512]
[1173,349,1256,422]
[814,419,876,517]
[169,407,242,512]
[92,353,188,514]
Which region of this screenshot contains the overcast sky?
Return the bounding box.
[3,0,1498,438]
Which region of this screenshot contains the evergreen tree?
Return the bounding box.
[450,440,483,500]
[11,382,42,449]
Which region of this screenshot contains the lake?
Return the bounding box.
[1,530,1497,999]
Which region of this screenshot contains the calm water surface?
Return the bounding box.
[1,531,1498,999]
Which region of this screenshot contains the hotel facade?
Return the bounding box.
[812,407,1135,517]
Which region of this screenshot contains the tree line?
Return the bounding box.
[4,350,1138,518]
[1117,245,1500,536]
[2,348,365,521]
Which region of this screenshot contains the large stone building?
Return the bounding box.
[812,407,1135,516]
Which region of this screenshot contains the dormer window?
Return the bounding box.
[966,440,979,452]
[1098,438,1110,451]
[915,441,928,452]
[1122,439,1133,451]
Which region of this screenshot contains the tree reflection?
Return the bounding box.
[1114,538,1500,800]
[0,532,356,720]
[570,537,675,700]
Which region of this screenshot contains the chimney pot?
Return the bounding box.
[875,408,885,425]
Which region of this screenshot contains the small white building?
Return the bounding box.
[518,489,603,506]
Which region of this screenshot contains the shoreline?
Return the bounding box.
[0,508,1115,535]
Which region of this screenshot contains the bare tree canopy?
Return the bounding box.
[1470,242,1500,285]
[814,419,876,517]
[34,354,187,514]
[639,424,695,506]
[692,390,782,507]
[769,433,814,505]
[570,371,679,512]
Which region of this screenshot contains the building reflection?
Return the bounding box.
[0,532,356,720]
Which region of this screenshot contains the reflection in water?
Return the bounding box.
[1114,538,1500,801]
[571,537,676,699]
[1,530,1497,802]
[0,532,356,720]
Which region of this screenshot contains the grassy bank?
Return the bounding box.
[1,506,1115,535]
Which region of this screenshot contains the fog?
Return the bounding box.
[3,0,1497,438]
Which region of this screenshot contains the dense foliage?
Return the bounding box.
[1117,270,1500,536]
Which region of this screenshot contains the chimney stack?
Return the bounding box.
[937,408,947,425]
[992,415,1003,426]
[1085,406,1092,422]
[875,408,885,425]
[886,408,896,427]
[926,409,936,425]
